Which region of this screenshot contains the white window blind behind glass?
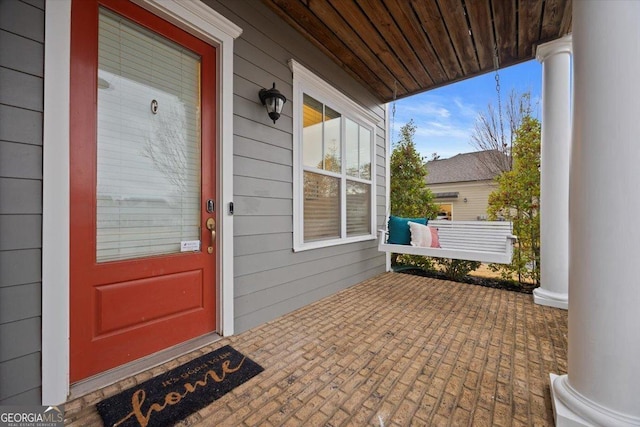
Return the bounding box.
[96,9,201,262]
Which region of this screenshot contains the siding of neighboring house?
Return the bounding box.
[0,0,45,405]
[206,0,386,333]
[431,181,497,221]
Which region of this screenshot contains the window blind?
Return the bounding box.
[346,181,371,236]
[303,171,341,241]
[96,9,202,262]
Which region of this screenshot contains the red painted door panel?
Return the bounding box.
[69,0,217,382]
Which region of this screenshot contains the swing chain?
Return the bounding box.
[494,45,506,150]
[390,80,398,147]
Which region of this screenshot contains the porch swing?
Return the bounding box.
[379,48,517,264]
[377,219,517,264]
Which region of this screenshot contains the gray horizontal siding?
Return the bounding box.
[232,196,291,216]
[0,0,44,405]
[0,29,43,77]
[0,318,40,362]
[235,176,291,199]
[0,67,43,111]
[234,114,291,150]
[234,233,292,257]
[234,246,381,298]
[0,178,42,214]
[0,352,40,403]
[0,105,43,146]
[234,215,292,236]
[235,254,383,316]
[234,242,379,279]
[0,387,40,405]
[235,155,291,182]
[0,283,41,323]
[208,0,387,333]
[19,0,44,10]
[234,135,292,166]
[0,215,41,250]
[0,140,42,179]
[0,249,40,288]
[0,0,44,43]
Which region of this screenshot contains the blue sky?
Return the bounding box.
[392,59,542,160]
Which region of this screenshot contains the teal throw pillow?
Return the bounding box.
[387,216,427,245]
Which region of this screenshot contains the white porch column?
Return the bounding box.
[550,1,640,426]
[533,35,571,310]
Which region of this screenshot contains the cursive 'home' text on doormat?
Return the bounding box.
[96,345,264,427]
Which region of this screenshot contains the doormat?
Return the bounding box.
[96,345,263,427]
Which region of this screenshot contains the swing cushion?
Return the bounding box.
[387,216,427,245]
[408,221,441,248]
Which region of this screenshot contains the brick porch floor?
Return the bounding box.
[64,272,568,426]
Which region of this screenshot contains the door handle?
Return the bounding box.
[206,218,215,254]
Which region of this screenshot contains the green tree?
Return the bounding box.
[390,120,442,270]
[488,116,541,285]
[390,120,438,218]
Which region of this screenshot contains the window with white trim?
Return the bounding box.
[291,60,377,251]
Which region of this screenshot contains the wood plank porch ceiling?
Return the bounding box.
[262,0,572,103]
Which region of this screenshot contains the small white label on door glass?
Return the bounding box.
[180,240,200,252]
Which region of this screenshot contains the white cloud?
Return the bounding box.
[452,97,480,119]
[397,99,450,119]
[391,95,477,159]
[417,121,471,139]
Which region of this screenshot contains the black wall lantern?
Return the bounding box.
[259,82,286,124]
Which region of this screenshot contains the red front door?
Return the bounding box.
[69,0,217,382]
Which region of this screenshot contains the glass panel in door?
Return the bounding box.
[96,8,201,262]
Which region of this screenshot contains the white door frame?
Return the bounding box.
[41,0,241,405]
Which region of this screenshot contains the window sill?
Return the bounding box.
[293,234,376,252]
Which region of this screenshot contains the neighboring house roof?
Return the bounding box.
[426,150,509,184]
